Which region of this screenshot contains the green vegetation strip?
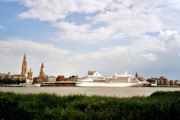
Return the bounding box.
[0,91,180,120]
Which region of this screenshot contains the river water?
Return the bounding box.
[0,87,180,97]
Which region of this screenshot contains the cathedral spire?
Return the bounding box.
[21,54,27,75]
[23,54,26,61]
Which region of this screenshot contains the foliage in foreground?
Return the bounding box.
[0,91,180,120]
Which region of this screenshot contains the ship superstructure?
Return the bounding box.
[76,71,146,87]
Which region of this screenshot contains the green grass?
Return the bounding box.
[0,91,180,120]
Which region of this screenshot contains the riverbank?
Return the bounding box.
[0,91,180,120]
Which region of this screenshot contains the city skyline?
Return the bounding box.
[0,0,180,79]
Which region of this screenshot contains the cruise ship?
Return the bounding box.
[76,71,146,87]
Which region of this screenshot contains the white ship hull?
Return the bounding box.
[26,84,41,87]
[76,82,144,87]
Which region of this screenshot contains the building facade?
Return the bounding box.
[69,75,78,81]
[169,80,173,85]
[12,74,26,81]
[56,75,65,81]
[174,80,180,85]
[43,75,56,82]
[0,72,11,79]
[33,77,43,83]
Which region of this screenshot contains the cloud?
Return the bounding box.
[85,16,93,21]
[0,37,72,55]
[52,0,180,41]
[0,25,3,28]
[52,21,117,42]
[17,0,113,21]
[3,0,180,42]
[141,53,157,60]
[53,21,90,32]
[158,30,180,53]
[159,30,180,42]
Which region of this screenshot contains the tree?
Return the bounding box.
[16,80,20,84]
[21,80,26,83]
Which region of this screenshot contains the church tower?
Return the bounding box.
[135,72,138,78]
[39,63,45,78]
[21,54,27,75]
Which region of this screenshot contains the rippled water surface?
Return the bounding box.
[0,87,180,97]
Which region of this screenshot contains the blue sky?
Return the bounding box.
[0,0,180,80]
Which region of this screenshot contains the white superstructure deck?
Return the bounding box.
[76,71,146,87]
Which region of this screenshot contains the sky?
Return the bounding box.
[0,0,180,80]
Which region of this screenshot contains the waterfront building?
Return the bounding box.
[160,76,167,85]
[69,75,78,81]
[177,80,180,85]
[169,80,173,85]
[43,75,56,82]
[160,79,165,85]
[43,75,48,82]
[147,76,170,86]
[0,73,7,79]
[0,72,11,79]
[56,75,65,81]
[157,79,161,85]
[165,79,170,85]
[174,80,180,85]
[39,63,45,78]
[12,74,27,81]
[56,75,77,81]
[33,77,43,83]
[135,72,144,82]
[174,80,178,85]
[147,78,157,86]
